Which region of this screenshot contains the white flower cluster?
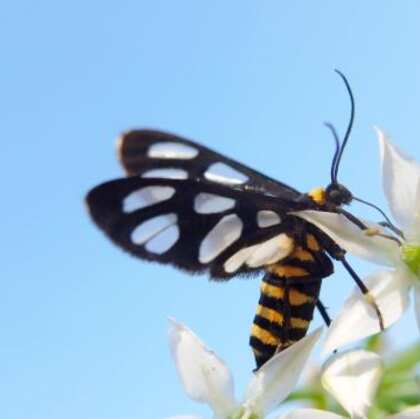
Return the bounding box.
[166,319,419,419]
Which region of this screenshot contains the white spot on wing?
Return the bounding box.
[142,168,188,179]
[204,162,249,185]
[145,224,179,254]
[194,193,235,214]
[123,186,175,213]
[257,210,281,228]
[131,213,177,245]
[246,234,293,267]
[199,214,243,263]
[223,233,293,272]
[148,142,198,159]
[224,247,254,273]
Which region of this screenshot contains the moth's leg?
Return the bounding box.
[338,208,403,245]
[340,256,385,331]
[316,299,332,327]
[317,299,338,354]
[337,208,367,229]
[339,208,402,242]
[378,221,404,238]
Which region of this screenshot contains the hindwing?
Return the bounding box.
[87,176,308,279]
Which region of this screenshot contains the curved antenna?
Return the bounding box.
[353,196,404,238]
[324,122,341,183]
[333,69,355,181]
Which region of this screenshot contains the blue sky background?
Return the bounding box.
[2,2,420,418]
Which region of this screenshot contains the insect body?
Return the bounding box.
[86,72,384,368]
[87,127,355,368]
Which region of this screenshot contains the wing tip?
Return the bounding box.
[117,128,173,175]
[116,129,142,173]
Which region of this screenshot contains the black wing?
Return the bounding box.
[87,176,309,280]
[117,130,302,200]
[87,129,315,279]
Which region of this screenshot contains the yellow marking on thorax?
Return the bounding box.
[290,317,310,329]
[268,265,309,277]
[306,234,321,251]
[256,304,284,324]
[308,187,326,205]
[251,324,279,346]
[261,282,284,299]
[290,246,315,262]
[289,288,314,305]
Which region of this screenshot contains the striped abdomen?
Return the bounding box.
[250,276,321,368]
[250,235,333,369]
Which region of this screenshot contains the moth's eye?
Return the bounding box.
[325,188,344,206]
[329,190,340,199]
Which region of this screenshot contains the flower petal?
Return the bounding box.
[377,128,420,231]
[414,284,420,333]
[321,350,383,419]
[280,408,345,419]
[388,405,420,418]
[294,210,400,266]
[323,270,412,353]
[406,180,420,243]
[243,328,322,416]
[168,318,236,417]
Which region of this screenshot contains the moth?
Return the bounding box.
[86,72,383,368]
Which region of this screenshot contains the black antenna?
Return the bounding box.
[324,122,341,183]
[333,69,355,181]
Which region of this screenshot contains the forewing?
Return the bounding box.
[86,177,304,279]
[118,130,302,200]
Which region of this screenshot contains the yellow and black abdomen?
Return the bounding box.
[250,235,334,369]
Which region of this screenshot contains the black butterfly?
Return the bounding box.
[86,72,383,369]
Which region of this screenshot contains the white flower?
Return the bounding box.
[295,129,420,352]
[281,349,420,419]
[166,318,322,419]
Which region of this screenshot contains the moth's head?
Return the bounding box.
[325,182,353,206]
